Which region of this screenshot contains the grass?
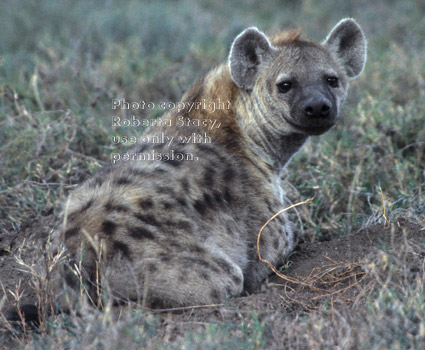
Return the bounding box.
[0,0,424,348]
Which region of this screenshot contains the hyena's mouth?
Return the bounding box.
[283,116,337,136]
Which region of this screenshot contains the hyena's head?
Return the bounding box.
[229,19,367,137]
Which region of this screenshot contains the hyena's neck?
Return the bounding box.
[238,113,308,170]
[233,85,308,170]
[174,64,307,171]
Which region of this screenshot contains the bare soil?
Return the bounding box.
[1,215,424,345]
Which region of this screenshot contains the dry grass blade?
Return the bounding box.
[257,198,371,308]
[256,197,316,288]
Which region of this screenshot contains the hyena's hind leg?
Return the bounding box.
[86,250,245,308]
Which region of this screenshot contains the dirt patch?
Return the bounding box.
[1,216,424,343]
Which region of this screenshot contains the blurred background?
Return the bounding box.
[1,0,424,237]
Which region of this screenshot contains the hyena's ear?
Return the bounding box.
[324,18,367,79]
[229,27,275,90]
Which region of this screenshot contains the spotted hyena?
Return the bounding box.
[50,19,366,309]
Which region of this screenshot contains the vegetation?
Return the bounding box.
[1,0,424,348]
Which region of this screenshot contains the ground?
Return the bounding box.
[1,214,423,349]
[1,1,424,348]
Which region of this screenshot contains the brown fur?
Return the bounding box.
[49,19,366,310]
[270,29,303,46]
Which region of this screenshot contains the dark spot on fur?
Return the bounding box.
[64,227,80,239]
[189,244,206,254]
[223,167,235,182]
[113,241,131,260]
[156,186,175,196]
[138,144,148,153]
[193,200,207,216]
[200,259,213,271]
[176,197,187,207]
[102,220,117,235]
[65,203,89,223]
[128,226,155,240]
[223,187,233,204]
[81,199,93,212]
[139,198,154,210]
[66,211,79,222]
[212,190,223,204]
[273,238,280,250]
[181,178,190,192]
[161,158,183,167]
[199,270,211,281]
[158,252,171,262]
[267,202,274,213]
[147,263,158,273]
[134,213,161,227]
[169,240,182,249]
[155,168,169,174]
[197,143,225,162]
[129,168,148,177]
[176,220,192,232]
[222,126,240,150]
[210,289,221,301]
[162,202,174,210]
[164,219,176,227]
[152,143,164,150]
[115,177,131,185]
[203,193,215,209]
[105,201,129,212]
[203,167,215,187]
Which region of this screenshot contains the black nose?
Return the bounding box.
[303,97,332,118]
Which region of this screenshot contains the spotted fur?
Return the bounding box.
[51,19,366,308]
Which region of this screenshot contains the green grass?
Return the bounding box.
[1,0,424,348]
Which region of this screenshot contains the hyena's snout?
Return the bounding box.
[291,90,338,135]
[302,95,333,120]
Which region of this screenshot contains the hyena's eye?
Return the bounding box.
[326,76,339,88]
[277,81,292,94]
